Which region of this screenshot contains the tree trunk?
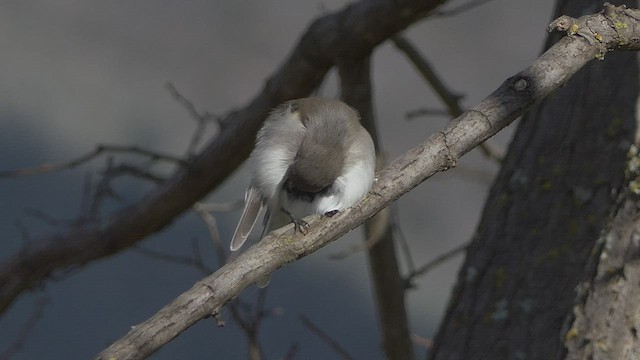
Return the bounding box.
[430,0,640,359]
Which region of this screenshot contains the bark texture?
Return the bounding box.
[565,190,640,359]
[430,1,640,359]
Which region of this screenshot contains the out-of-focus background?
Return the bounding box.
[0,0,555,358]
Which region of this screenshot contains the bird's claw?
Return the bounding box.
[292,217,310,235]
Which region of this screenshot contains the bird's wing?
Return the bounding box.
[230,187,265,251]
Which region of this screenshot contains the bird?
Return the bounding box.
[230,97,376,258]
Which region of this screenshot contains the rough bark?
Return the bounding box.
[430,1,640,359]
[96,8,640,359]
[565,188,640,359]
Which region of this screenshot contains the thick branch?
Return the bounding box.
[0,0,446,314]
[95,7,640,358]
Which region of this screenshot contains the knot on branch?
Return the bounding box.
[509,76,531,92]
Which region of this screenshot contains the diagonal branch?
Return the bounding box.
[300,314,354,360]
[0,297,49,360]
[391,34,503,162]
[96,6,640,358]
[0,0,448,315]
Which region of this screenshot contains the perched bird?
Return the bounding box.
[230,97,376,254]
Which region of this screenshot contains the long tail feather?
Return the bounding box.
[230,187,264,251]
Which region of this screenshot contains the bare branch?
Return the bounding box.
[131,240,213,275]
[0,298,49,360]
[165,82,221,156]
[0,144,187,179]
[392,204,416,274]
[1,0,444,316]
[392,34,503,163]
[300,315,354,360]
[392,35,464,116]
[446,165,496,185]
[23,208,69,227]
[94,8,640,356]
[106,164,167,185]
[193,203,229,267]
[13,219,31,243]
[165,82,217,125]
[411,333,434,349]
[404,243,468,288]
[282,343,300,360]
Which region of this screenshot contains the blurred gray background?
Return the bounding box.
[0,0,555,358]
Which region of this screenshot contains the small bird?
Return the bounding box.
[230,97,376,255]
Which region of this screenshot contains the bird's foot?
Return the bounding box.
[281,207,310,235]
[292,217,310,235]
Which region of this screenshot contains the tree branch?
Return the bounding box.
[0,144,186,179]
[404,242,468,288]
[95,6,640,359]
[392,34,503,162]
[0,297,48,360]
[300,314,354,360]
[0,0,447,315]
[338,56,414,359]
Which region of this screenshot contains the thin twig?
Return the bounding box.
[392,34,503,163]
[107,164,167,184]
[392,204,416,274]
[0,297,49,360]
[193,203,228,266]
[165,82,221,156]
[131,240,213,275]
[23,208,67,227]
[13,219,31,244]
[404,243,468,288]
[85,157,121,221]
[135,205,272,358]
[165,82,212,124]
[446,165,497,185]
[411,333,433,349]
[282,343,300,360]
[0,144,187,178]
[299,315,354,360]
[193,202,276,359]
[391,36,464,116]
[77,172,94,223]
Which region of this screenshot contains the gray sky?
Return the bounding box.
[0,0,555,358]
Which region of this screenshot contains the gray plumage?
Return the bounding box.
[230,98,376,285]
